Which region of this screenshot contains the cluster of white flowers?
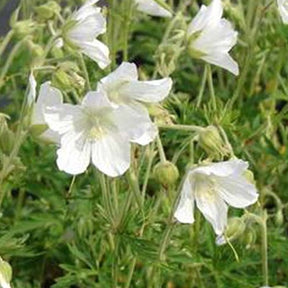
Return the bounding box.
[31,63,172,177]
[29,0,260,240]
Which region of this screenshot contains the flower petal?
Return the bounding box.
[32,82,63,124]
[114,104,157,145]
[91,133,130,177]
[195,190,228,235]
[44,104,83,135]
[135,0,172,18]
[57,131,91,175]
[69,7,106,41]
[79,39,110,69]
[98,62,138,89]
[174,176,195,224]
[194,159,248,177]
[216,175,259,208]
[188,0,223,35]
[119,77,173,103]
[82,91,112,109]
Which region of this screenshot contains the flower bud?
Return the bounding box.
[242,228,257,249]
[12,20,36,38]
[51,69,71,91]
[198,125,229,159]
[0,114,9,136]
[0,129,15,155]
[275,210,284,226]
[26,40,45,66]
[153,161,179,187]
[52,62,84,91]
[0,257,12,288]
[148,104,175,125]
[155,43,183,77]
[216,217,246,245]
[35,1,61,20]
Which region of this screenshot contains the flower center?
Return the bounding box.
[192,174,217,203]
[84,108,117,141]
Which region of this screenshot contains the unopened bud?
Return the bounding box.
[153,161,179,187]
[12,20,35,38]
[149,104,175,125]
[216,217,246,245]
[26,40,45,66]
[35,1,61,20]
[0,114,9,136]
[275,210,284,226]
[0,129,15,155]
[52,62,84,91]
[242,228,257,249]
[198,126,229,159]
[51,69,71,90]
[0,257,12,288]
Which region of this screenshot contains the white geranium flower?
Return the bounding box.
[135,0,172,18]
[174,159,258,235]
[97,62,173,145]
[29,74,63,143]
[0,257,12,288]
[277,0,288,24]
[65,0,110,69]
[187,0,239,75]
[44,91,150,177]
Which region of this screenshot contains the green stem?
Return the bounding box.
[0,30,14,57]
[207,65,216,110]
[125,258,137,288]
[123,0,133,61]
[156,135,166,163]
[158,222,175,261]
[127,169,143,210]
[0,37,28,88]
[158,124,204,133]
[196,65,208,108]
[141,142,156,199]
[98,172,115,225]
[261,210,269,287]
[78,53,91,90]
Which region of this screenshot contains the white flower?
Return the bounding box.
[0,257,12,288]
[135,0,172,18]
[65,0,110,69]
[97,62,173,145]
[44,91,150,177]
[187,0,239,75]
[277,0,288,24]
[29,74,63,143]
[174,159,258,235]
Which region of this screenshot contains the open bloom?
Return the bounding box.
[187,0,239,75]
[174,159,258,236]
[44,91,150,177]
[277,0,288,24]
[28,74,63,143]
[64,0,110,69]
[135,0,172,18]
[97,62,173,145]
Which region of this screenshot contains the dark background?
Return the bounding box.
[0,0,19,36]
